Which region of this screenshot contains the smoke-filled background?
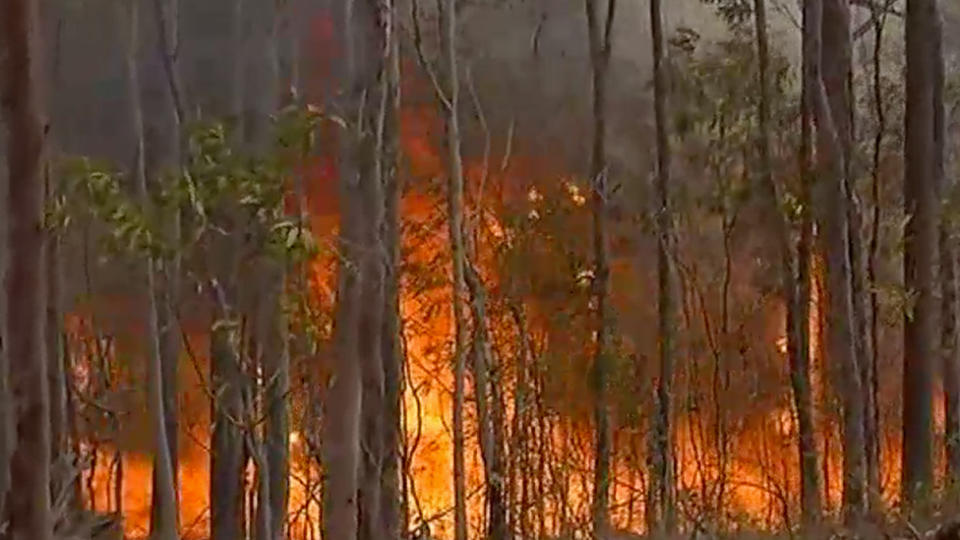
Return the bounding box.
[3,0,960,539]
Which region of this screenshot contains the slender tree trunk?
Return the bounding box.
[0,172,8,523]
[902,0,939,509]
[118,2,180,537]
[209,246,245,540]
[439,0,470,536]
[379,22,404,539]
[1,1,53,538]
[933,2,959,487]
[582,0,616,536]
[649,0,675,534]
[463,260,510,540]
[45,180,66,501]
[756,0,822,525]
[149,0,184,523]
[259,265,289,540]
[808,0,867,525]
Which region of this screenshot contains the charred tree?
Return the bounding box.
[1,0,54,538]
[902,0,939,508]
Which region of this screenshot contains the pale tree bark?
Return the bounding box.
[462,259,510,540]
[582,0,616,536]
[807,0,867,525]
[902,0,939,509]
[435,0,470,536]
[148,0,184,524]
[755,0,822,526]
[1,1,53,539]
[117,1,180,538]
[320,0,388,536]
[648,0,676,534]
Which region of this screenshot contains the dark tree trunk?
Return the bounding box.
[649,0,676,533]
[379,24,404,539]
[809,0,867,525]
[45,184,66,500]
[260,266,289,540]
[357,22,387,540]
[757,0,822,525]
[210,288,246,540]
[582,0,616,536]
[902,0,939,508]
[933,1,959,487]
[1,1,53,539]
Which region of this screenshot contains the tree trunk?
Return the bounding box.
[209,2,249,537]
[118,1,180,537]
[866,0,888,508]
[45,179,67,503]
[148,0,184,524]
[357,15,388,540]
[248,4,288,539]
[0,165,8,523]
[757,0,822,525]
[463,260,510,540]
[210,280,246,540]
[321,0,388,536]
[259,265,289,540]
[649,0,675,534]
[439,0,470,537]
[935,6,959,486]
[902,0,939,509]
[582,0,616,536]
[808,0,867,525]
[822,0,877,512]
[379,23,404,539]
[1,1,54,538]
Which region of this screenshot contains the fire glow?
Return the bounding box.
[65,14,920,540]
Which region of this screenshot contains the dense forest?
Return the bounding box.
[2,0,960,538]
